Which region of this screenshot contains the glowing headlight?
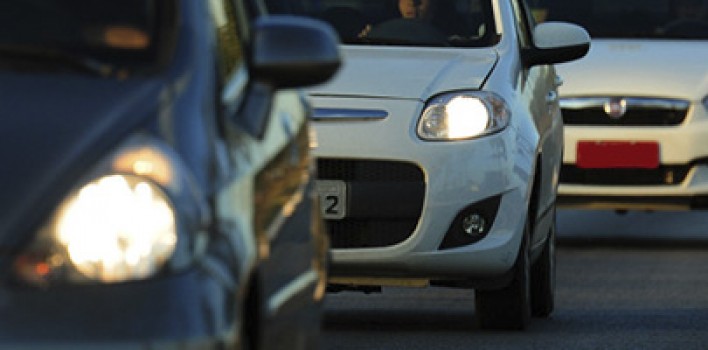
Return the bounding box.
[16,174,178,285]
[54,175,177,282]
[417,92,510,140]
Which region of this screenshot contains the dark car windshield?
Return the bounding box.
[0,0,177,75]
[530,0,708,39]
[264,0,499,48]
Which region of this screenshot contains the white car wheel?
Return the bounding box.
[474,218,532,330]
[531,208,556,318]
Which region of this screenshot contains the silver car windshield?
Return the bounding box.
[530,0,708,40]
[264,0,499,47]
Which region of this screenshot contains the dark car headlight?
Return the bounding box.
[14,135,207,286]
[417,91,511,141]
[51,174,176,282]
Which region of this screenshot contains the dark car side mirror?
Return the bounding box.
[250,15,342,89]
[522,22,591,67]
[233,15,341,140]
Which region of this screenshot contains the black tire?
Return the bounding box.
[475,220,531,330]
[531,210,556,318]
[243,274,263,350]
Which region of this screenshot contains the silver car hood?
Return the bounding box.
[556,39,708,100]
[309,46,498,100]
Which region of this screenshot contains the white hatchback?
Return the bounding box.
[265,0,589,329]
[531,0,708,211]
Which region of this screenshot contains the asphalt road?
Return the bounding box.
[320,209,708,350]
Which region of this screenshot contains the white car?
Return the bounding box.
[530,0,708,211]
[265,0,589,329]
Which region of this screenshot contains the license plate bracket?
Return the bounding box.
[315,180,347,220]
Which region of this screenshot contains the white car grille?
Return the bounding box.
[317,159,425,249]
[560,97,690,126]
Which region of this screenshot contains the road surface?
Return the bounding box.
[320,209,708,349]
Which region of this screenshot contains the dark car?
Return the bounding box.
[0,0,340,348]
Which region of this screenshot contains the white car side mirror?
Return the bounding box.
[534,22,591,49]
[523,21,591,66]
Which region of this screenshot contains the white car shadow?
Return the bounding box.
[557,209,708,243]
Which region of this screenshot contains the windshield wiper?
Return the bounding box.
[0,46,116,77]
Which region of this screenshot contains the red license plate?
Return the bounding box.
[576,141,659,169]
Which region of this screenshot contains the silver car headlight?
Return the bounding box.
[417,91,511,140]
[14,135,206,286]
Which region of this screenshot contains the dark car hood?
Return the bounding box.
[0,73,164,248]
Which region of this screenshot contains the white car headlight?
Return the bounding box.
[417,92,511,140]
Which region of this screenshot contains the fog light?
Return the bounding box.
[439,195,501,250]
[462,213,486,236]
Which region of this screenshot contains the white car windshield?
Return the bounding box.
[530,0,708,39]
[265,0,499,47]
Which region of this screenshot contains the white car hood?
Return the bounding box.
[309,46,498,100]
[556,39,708,100]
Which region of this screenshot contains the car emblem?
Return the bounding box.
[603,98,627,119]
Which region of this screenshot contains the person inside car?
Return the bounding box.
[359,0,473,41]
[398,0,433,19]
[357,0,433,37]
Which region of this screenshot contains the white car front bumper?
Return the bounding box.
[310,96,532,280]
[559,99,708,210]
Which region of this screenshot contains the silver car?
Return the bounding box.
[266,0,589,329]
